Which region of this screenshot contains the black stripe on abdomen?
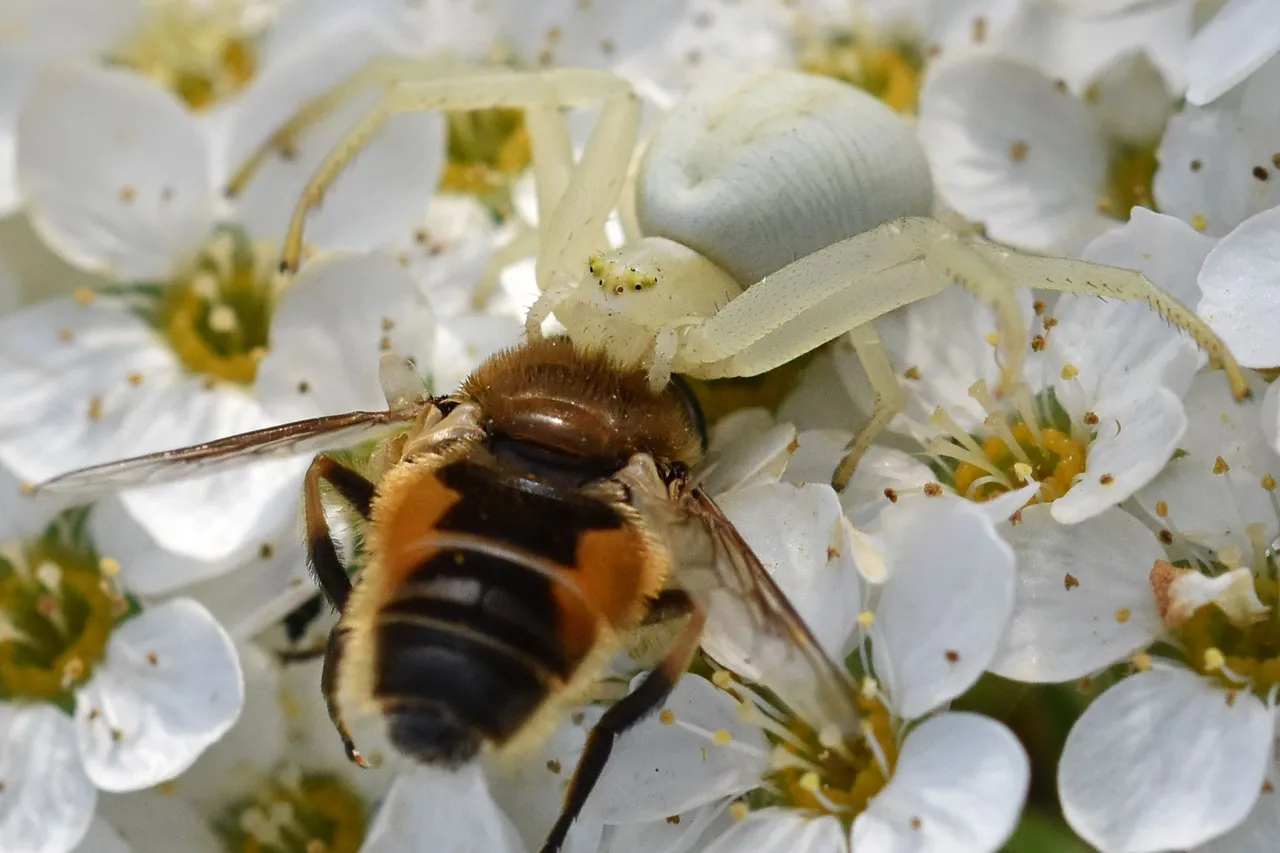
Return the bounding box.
[374,619,547,767]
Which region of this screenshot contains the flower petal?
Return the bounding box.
[255,251,435,420]
[226,27,443,251]
[872,498,1015,719]
[599,800,733,853]
[1059,668,1272,852]
[715,481,861,663]
[918,56,1108,251]
[1135,371,1279,555]
[990,505,1164,682]
[701,809,846,853]
[585,675,768,823]
[852,712,1029,853]
[361,765,525,853]
[0,703,97,853]
[16,63,213,278]
[485,709,607,853]
[1050,388,1188,525]
[1191,761,1280,853]
[75,599,244,791]
[1154,87,1280,238]
[165,643,285,813]
[1197,204,1280,368]
[1184,0,1280,105]
[175,534,314,640]
[704,417,797,495]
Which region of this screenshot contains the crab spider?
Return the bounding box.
[240,64,1249,490]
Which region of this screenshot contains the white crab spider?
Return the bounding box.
[238,64,1249,490]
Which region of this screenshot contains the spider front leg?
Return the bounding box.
[280,68,639,277]
[963,242,1252,401]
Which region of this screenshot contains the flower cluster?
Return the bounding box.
[0,1,1278,852]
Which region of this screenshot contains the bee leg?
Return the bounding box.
[322,625,370,768]
[539,592,706,853]
[303,454,375,610]
[304,455,376,767]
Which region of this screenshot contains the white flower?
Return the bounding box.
[577,424,1027,853]
[985,368,1280,851]
[918,53,1175,251]
[1154,59,1280,237]
[0,483,243,853]
[824,209,1203,537]
[1184,0,1280,105]
[0,60,436,566]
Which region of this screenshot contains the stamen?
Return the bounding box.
[770,745,825,775]
[926,439,1012,487]
[930,408,986,458]
[1010,383,1045,450]
[860,719,891,777]
[738,702,809,751]
[673,717,767,760]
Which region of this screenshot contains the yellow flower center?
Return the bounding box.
[953,423,1087,504]
[439,109,532,218]
[224,770,367,853]
[929,384,1091,506]
[769,696,897,818]
[796,27,924,113]
[110,0,259,111]
[0,510,127,708]
[158,226,279,386]
[1097,141,1159,220]
[1178,574,1280,697]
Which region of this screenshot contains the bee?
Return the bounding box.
[37,337,863,852]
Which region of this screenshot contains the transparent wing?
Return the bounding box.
[681,487,864,736]
[34,404,428,495]
[612,455,862,736]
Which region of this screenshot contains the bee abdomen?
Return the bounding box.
[373,557,578,765]
[376,620,549,766]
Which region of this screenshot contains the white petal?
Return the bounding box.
[1080,207,1215,306]
[704,420,797,495]
[599,801,734,853]
[227,27,443,251]
[702,809,845,853]
[498,0,686,68]
[0,0,144,56]
[1191,762,1280,853]
[715,482,861,663]
[176,533,314,640]
[990,505,1164,682]
[1050,389,1188,525]
[485,708,606,853]
[97,791,222,853]
[872,498,1015,719]
[0,297,301,561]
[1135,371,1279,555]
[1059,668,1272,852]
[165,643,285,813]
[362,766,525,853]
[1197,205,1280,368]
[918,56,1108,251]
[1265,381,1280,458]
[0,704,97,853]
[255,251,434,420]
[74,599,244,791]
[429,312,522,395]
[1154,101,1280,238]
[16,63,213,278]
[852,713,1029,853]
[70,818,128,853]
[1185,0,1280,105]
[585,675,768,823]
[113,390,306,562]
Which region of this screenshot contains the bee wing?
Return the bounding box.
[679,487,864,735]
[34,404,428,495]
